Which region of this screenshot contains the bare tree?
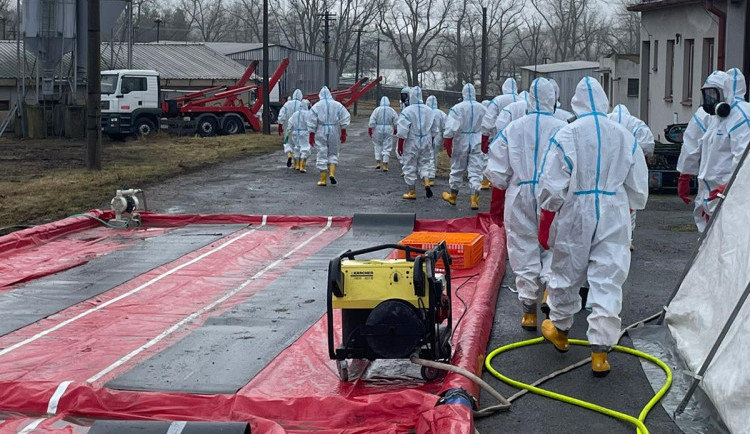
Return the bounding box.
[513,16,547,67]
[487,0,525,84]
[274,0,324,54]
[379,0,451,86]
[180,0,237,42]
[606,0,640,54]
[332,0,385,73]
[531,0,589,62]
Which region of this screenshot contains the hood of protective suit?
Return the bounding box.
[520,91,529,105]
[702,71,729,100]
[380,96,390,107]
[292,89,303,101]
[528,78,556,114]
[727,68,747,101]
[301,99,310,110]
[319,86,333,100]
[502,78,518,95]
[571,76,609,117]
[426,95,438,109]
[462,83,477,102]
[482,100,491,107]
[612,104,631,122]
[549,78,561,101]
[409,86,424,105]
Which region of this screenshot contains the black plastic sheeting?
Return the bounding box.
[88,420,250,434]
[628,325,730,434]
[0,225,246,337]
[106,214,415,394]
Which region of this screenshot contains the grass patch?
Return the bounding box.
[0,133,280,227]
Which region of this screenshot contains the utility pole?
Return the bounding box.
[261,0,270,134]
[376,37,381,99]
[154,18,162,43]
[87,0,102,170]
[1,18,5,40]
[127,0,133,68]
[480,6,488,101]
[354,28,362,115]
[319,10,336,87]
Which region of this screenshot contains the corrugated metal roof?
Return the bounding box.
[203,42,265,55]
[0,41,248,80]
[520,61,600,73]
[102,43,247,80]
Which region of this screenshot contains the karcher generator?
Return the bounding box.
[326,242,452,382]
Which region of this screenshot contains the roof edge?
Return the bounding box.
[627,0,703,12]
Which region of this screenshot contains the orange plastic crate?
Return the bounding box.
[396,232,484,269]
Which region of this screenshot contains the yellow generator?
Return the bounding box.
[326,242,452,381]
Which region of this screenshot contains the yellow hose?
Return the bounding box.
[484,337,673,434]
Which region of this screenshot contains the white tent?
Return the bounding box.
[664,147,750,434]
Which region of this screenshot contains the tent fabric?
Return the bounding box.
[0,212,507,433]
[665,156,750,434]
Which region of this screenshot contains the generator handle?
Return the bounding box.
[339,244,427,261]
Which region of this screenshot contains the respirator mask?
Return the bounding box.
[702,87,731,117]
[400,91,409,107]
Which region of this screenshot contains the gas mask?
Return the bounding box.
[702,87,731,117]
[400,91,409,107]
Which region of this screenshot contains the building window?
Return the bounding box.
[121,77,148,93]
[652,40,658,72]
[628,79,639,97]
[683,39,695,104]
[702,38,714,82]
[665,40,675,101]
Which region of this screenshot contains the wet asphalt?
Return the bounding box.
[142,116,695,434]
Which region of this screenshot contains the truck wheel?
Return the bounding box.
[222,116,245,135]
[197,117,218,137]
[134,117,156,138]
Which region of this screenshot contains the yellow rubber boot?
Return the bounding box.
[428,179,435,186]
[382,162,388,172]
[300,159,307,173]
[592,352,611,377]
[442,191,457,205]
[470,194,480,210]
[541,319,570,352]
[521,313,538,331]
[402,189,417,200]
[329,164,337,185]
[317,171,327,186]
[293,159,300,170]
[286,152,293,168]
[481,178,491,190]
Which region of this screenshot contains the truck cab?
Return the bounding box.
[101,70,161,139]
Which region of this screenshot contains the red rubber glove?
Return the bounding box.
[397,138,405,156]
[278,124,283,136]
[309,132,315,147]
[538,209,556,250]
[444,137,454,158]
[481,135,490,154]
[340,129,347,144]
[709,184,727,201]
[677,173,693,205]
[368,127,373,137]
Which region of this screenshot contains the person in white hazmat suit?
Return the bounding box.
[287,99,311,173]
[535,76,649,377]
[442,83,487,210]
[278,89,304,167]
[676,71,727,232]
[608,104,655,248]
[494,91,530,134]
[368,96,398,172]
[694,68,750,221]
[548,79,575,122]
[397,86,438,200]
[396,87,410,173]
[484,78,567,332]
[481,78,519,190]
[426,95,447,186]
[307,86,351,186]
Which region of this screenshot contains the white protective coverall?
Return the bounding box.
[608,104,655,238]
[307,86,351,171]
[288,100,311,163]
[397,87,437,189]
[278,89,304,154]
[368,96,398,164]
[697,68,750,220]
[536,76,649,348]
[494,91,530,135]
[444,83,487,194]
[426,95,447,179]
[549,79,574,122]
[397,87,410,165]
[481,78,519,138]
[485,78,567,306]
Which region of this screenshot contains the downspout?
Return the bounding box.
[705,0,726,70]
